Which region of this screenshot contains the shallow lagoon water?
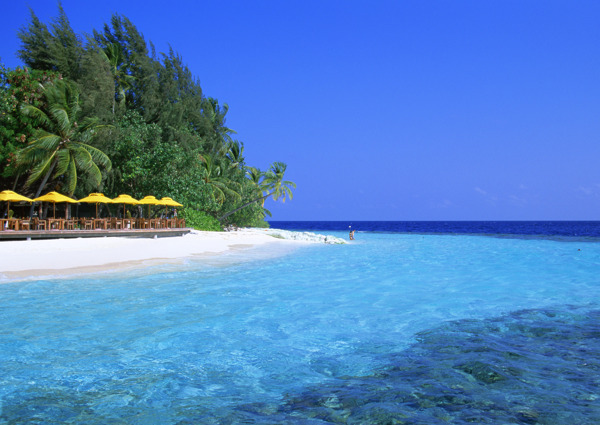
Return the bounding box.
[1,228,599,423]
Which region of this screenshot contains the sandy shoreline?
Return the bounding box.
[0,229,307,281]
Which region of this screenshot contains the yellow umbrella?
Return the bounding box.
[0,190,33,216]
[112,194,139,218]
[158,197,183,207]
[33,191,78,218]
[138,195,160,204]
[137,195,161,218]
[77,193,115,218]
[157,196,183,217]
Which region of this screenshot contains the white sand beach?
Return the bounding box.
[0,228,323,280]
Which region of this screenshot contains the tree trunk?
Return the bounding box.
[219,192,272,222]
[11,172,21,191]
[28,158,58,217]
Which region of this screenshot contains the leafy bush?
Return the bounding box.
[181,208,222,231]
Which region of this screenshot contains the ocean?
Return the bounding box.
[270,220,600,239]
[0,221,599,424]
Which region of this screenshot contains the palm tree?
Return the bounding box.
[219,161,295,221]
[246,166,263,186]
[198,153,241,205]
[202,97,237,157]
[101,42,134,116]
[17,79,112,204]
[226,140,245,170]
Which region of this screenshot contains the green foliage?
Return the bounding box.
[18,79,112,197]
[0,64,60,189]
[6,5,296,228]
[17,3,83,80]
[180,208,222,231]
[218,161,296,223]
[76,42,113,123]
[105,110,166,197]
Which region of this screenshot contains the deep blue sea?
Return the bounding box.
[1,221,599,424]
[270,220,600,239]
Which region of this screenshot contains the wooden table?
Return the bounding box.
[122,218,135,229]
[47,218,64,230]
[0,219,19,231]
[137,219,150,229]
[33,218,47,230]
[93,219,108,230]
[18,219,31,230]
[109,218,123,229]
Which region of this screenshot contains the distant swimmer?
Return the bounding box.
[349,229,355,240]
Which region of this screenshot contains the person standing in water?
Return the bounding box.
[349,228,355,240]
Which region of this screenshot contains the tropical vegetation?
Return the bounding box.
[0,4,295,229]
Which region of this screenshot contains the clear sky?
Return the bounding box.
[2,1,600,220]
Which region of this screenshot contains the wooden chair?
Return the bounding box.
[18,219,31,230]
[48,219,64,230]
[81,218,93,230]
[64,219,76,230]
[110,218,123,230]
[138,218,150,229]
[33,218,47,230]
[93,219,108,230]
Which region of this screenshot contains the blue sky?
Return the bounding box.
[3,1,600,220]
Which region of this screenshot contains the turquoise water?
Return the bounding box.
[1,232,599,423]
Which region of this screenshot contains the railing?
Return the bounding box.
[0,217,187,231]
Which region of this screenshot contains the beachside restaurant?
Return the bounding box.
[0,191,186,233]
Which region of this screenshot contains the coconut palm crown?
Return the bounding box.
[18,79,112,197]
[218,161,295,222]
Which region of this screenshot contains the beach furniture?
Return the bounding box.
[138,196,161,222]
[78,193,115,218]
[0,218,19,231]
[33,192,78,219]
[157,197,183,215]
[47,218,64,230]
[122,218,135,229]
[112,194,140,219]
[32,218,46,230]
[150,218,162,229]
[110,217,123,229]
[93,218,108,230]
[0,190,33,218]
[137,218,150,229]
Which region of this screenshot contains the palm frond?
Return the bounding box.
[53,149,72,176]
[49,105,71,135]
[32,133,62,151]
[78,143,112,170]
[73,147,102,187]
[20,104,52,128]
[64,157,77,195]
[25,153,56,187]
